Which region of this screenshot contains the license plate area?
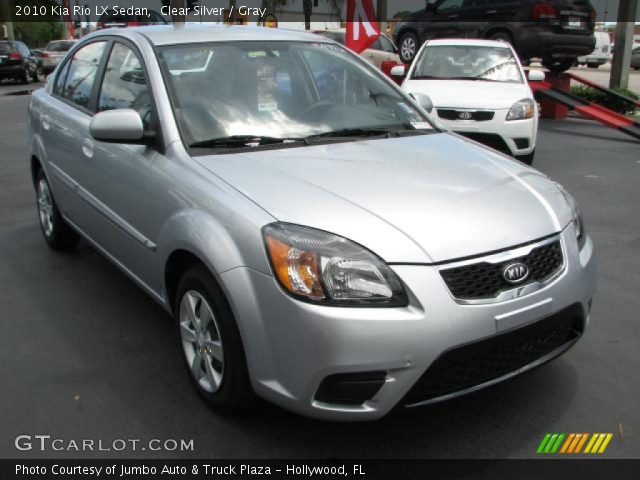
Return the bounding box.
[564,16,584,29]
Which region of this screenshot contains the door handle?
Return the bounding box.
[449,14,459,18]
[486,9,497,13]
[82,138,94,158]
[41,114,50,131]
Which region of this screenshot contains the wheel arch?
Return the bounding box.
[31,155,42,188]
[157,208,270,314]
[483,26,515,45]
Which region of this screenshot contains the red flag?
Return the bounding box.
[346,0,380,54]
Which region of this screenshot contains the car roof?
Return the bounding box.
[425,38,511,48]
[88,24,328,46]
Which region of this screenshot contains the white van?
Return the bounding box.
[577,32,611,68]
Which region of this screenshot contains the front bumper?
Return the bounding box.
[435,109,537,157]
[220,226,595,420]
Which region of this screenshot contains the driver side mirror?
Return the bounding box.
[410,92,434,113]
[390,65,407,77]
[90,109,154,145]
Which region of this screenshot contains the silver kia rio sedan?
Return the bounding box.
[28,25,596,420]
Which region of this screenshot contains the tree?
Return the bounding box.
[13,22,63,47]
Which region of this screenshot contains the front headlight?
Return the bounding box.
[506,98,534,121]
[263,223,408,306]
[556,183,586,249]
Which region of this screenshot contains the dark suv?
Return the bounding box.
[393,0,596,71]
[0,41,39,84]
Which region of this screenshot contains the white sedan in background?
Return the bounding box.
[392,39,544,165]
[312,29,401,68]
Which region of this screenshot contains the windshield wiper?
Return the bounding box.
[305,127,395,139]
[189,135,304,149]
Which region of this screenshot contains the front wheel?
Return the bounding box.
[542,57,576,72]
[398,32,419,64]
[176,265,255,413]
[35,170,79,250]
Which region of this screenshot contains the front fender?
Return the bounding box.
[155,208,272,302]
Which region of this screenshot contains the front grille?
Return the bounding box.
[440,240,563,300]
[437,109,495,122]
[404,303,584,405]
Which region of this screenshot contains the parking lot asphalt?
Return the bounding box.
[1,83,639,459]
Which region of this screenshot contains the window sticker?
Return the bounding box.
[257,60,278,112]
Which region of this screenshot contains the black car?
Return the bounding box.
[393,0,596,72]
[0,41,39,84]
[97,9,167,29]
[632,47,640,70]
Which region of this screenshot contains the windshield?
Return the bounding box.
[412,45,523,83]
[46,41,75,52]
[158,41,433,150]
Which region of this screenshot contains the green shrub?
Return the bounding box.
[570,85,639,115]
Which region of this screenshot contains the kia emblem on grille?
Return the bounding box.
[458,111,473,120]
[503,263,530,284]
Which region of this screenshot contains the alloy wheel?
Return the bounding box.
[401,37,416,61]
[37,179,54,238]
[179,290,224,393]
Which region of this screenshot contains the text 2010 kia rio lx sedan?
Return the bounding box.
[28,26,596,420]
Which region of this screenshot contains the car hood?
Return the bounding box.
[402,79,531,110]
[196,133,570,264]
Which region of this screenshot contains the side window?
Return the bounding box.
[369,39,382,51]
[98,43,153,129]
[438,0,464,10]
[53,60,71,95]
[378,36,396,53]
[59,41,107,109]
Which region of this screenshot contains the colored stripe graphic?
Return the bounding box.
[538,433,613,454]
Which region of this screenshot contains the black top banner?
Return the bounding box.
[4,459,640,480]
[1,0,639,24]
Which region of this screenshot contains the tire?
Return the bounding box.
[175,265,255,413]
[398,32,419,65]
[20,67,31,85]
[35,169,80,250]
[541,57,576,72]
[31,67,40,82]
[515,149,535,166]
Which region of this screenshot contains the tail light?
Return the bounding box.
[97,21,103,28]
[41,52,49,58]
[532,3,557,20]
[127,21,140,27]
[8,53,21,60]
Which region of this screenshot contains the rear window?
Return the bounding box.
[0,42,15,54]
[46,41,75,52]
